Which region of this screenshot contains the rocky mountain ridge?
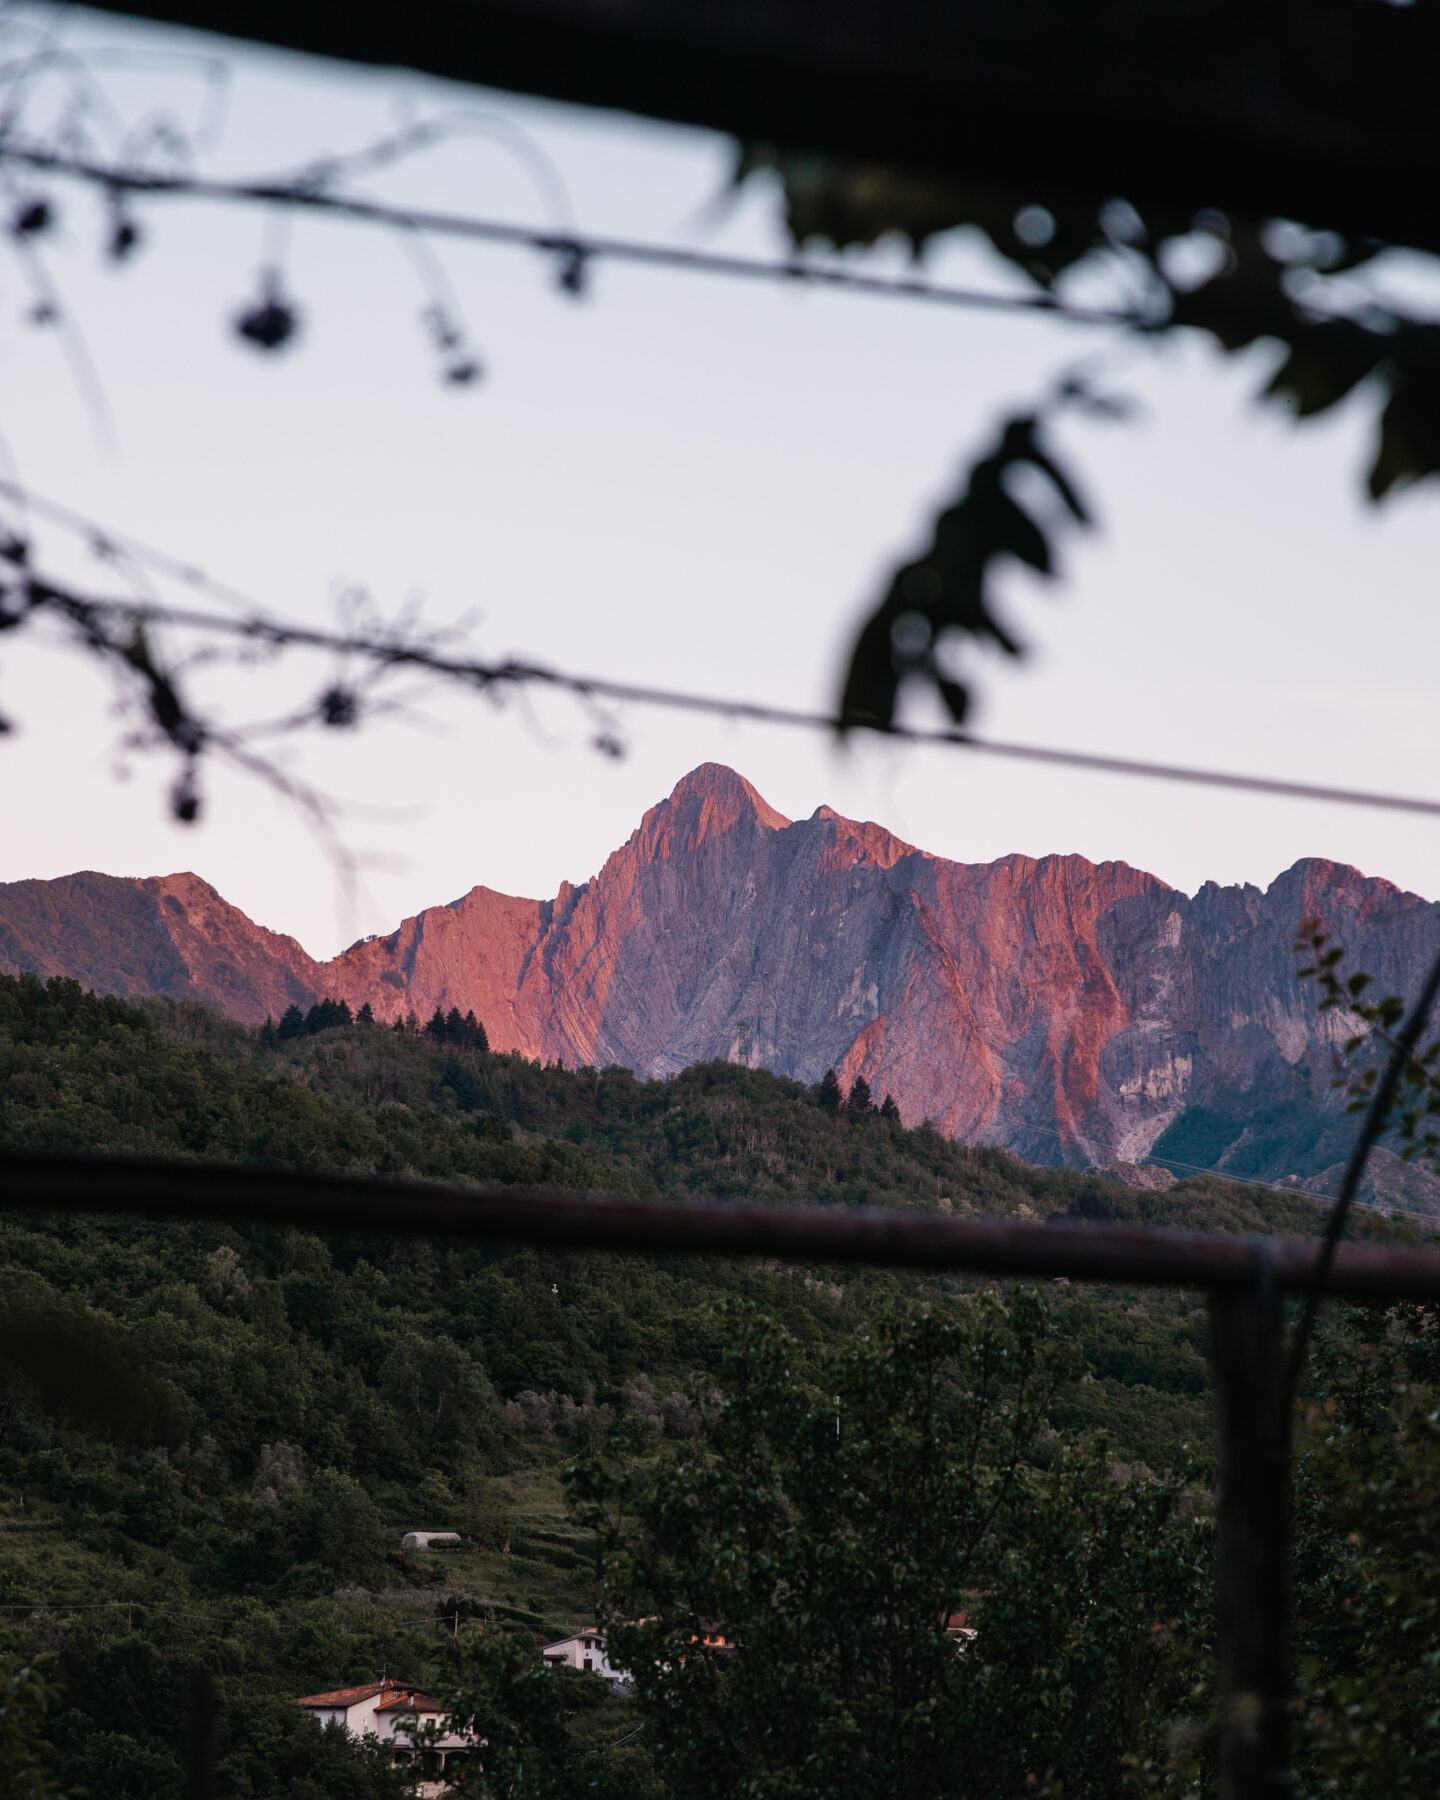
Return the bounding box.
[4,763,1437,1180]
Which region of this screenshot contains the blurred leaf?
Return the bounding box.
[735,144,1440,728]
[838,414,1091,732]
[733,145,1133,285]
[1263,321,1388,419]
[1368,355,1440,499]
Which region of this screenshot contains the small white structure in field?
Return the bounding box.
[401,1530,462,1551]
[295,1682,473,1796]
[540,1628,625,1681]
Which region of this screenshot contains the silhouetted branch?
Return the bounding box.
[5,484,1440,833]
[2,137,1153,326]
[6,4,1440,813]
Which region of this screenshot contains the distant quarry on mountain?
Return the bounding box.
[4,763,1438,1205]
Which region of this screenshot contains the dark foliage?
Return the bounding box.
[837,410,1091,731]
[845,1074,874,1116]
[1296,920,1440,1172]
[0,974,1428,1793]
[267,999,357,1046]
[424,1009,490,1053]
[1291,1303,1440,1796]
[732,150,1440,732]
[572,1297,1209,1800]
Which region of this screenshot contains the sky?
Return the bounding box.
[4,5,1440,959]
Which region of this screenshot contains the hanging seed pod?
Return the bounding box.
[234,272,301,351]
[553,240,590,298]
[106,200,142,262]
[12,198,54,238]
[170,763,201,823]
[421,304,483,386]
[319,685,358,727]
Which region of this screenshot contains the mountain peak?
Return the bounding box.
[667,764,790,829]
[632,764,790,863]
[7,772,1438,1183]
[810,804,919,871]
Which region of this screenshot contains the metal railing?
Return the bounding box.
[5,1150,1440,1795]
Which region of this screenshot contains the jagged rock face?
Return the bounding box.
[4,764,1437,1169]
[0,870,321,1019]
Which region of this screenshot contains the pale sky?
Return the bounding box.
[4,4,1440,959]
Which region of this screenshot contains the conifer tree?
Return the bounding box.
[356,1002,374,1025]
[847,1075,874,1116]
[276,1003,305,1042]
[817,1069,842,1114]
[880,1093,900,1122]
[302,997,351,1035]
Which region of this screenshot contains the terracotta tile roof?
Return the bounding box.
[375,1690,443,1714]
[296,1683,388,1708]
[296,1682,440,1711]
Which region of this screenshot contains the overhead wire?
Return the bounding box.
[7,509,1440,823]
[0,148,1433,825]
[0,140,1151,329]
[15,584,1440,821]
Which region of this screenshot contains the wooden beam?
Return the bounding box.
[73,1,1440,254]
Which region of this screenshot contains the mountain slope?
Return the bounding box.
[0,869,321,1017]
[4,764,1437,1176]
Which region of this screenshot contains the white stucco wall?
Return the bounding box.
[540,1632,624,1680]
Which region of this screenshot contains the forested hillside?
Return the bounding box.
[0,973,1421,1796]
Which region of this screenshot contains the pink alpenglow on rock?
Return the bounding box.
[3,763,1436,1174]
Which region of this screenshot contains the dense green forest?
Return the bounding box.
[0,973,1431,1796]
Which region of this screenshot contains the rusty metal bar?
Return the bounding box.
[182,1664,217,1800]
[1210,1259,1294,1799]
[6,1145,1437,1800]
[2,1150,1438,1297]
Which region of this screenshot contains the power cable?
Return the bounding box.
[7,477,1440,823]
[15,580,1440,822]
[0,140,1149,330]
[1130,1150,1438,1229]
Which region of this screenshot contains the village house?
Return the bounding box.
[540,1622,743,1684]
[539,1628,626,1682]
[295,1681,473,1796]
[690,1626,740,1667]
[945,1612,978,1652]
